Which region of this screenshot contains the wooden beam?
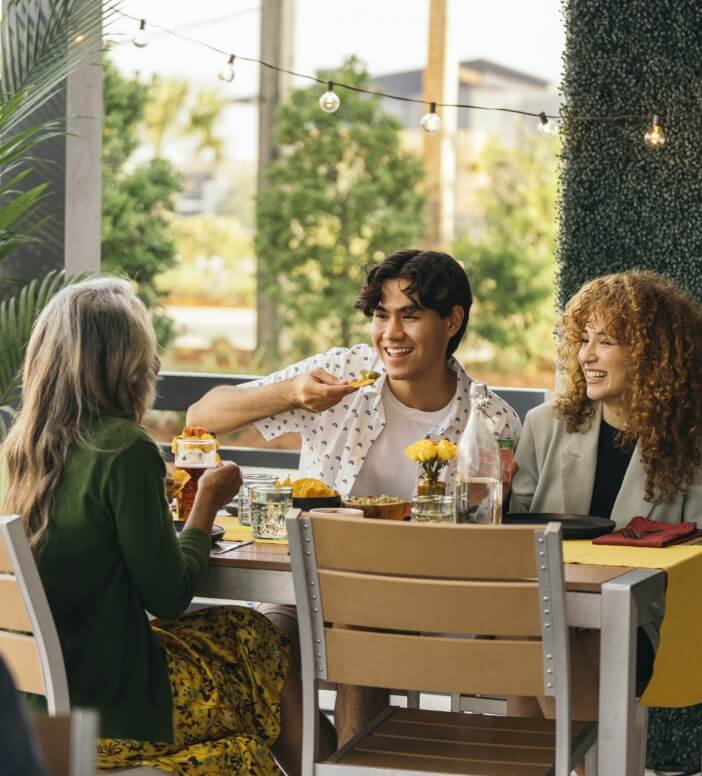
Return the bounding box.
[422,0,458,248]
[256,0,295,357]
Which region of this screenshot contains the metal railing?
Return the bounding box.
[155,371,549,470]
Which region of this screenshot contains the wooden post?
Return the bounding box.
[256,0,295,358]
[422,0,458,249]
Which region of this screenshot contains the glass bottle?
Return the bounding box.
[454,382,503,524]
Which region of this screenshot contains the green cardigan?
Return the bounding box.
[38,417,211,742]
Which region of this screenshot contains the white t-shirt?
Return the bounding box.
[350,384,454,499]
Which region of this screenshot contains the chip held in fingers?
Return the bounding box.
[350,369,381,389]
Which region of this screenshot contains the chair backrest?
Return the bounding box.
[287,513,572,774]
[0,515,69,714]
[491,386,549,424]
[33,709,98,776]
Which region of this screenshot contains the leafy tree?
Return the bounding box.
[158,214,255,307]
[453,131,558,371]
[101,58,183,346]
[144,76,228,163]
[256,57,426,362]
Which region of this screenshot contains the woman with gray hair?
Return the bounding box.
[2,278,311,775]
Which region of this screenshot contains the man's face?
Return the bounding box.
[370,278,462,382]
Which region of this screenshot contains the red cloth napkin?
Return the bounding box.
[593,516,702,547]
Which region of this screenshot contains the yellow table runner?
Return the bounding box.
[563,540,702,707]
[215,514,288,545]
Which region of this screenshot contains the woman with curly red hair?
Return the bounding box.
[509,270,702,730]
[512,269,702,524]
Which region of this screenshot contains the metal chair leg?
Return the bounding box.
[584,742,598,776]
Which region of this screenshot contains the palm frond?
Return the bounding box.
[0,2,119,267]
[1,0,121,129]
[0,270,85,419]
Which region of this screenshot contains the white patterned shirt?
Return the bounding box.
[250,344,521,497]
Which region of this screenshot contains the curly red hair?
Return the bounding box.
[556,270,702,504]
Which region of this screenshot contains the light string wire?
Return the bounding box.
[113,9,664,125]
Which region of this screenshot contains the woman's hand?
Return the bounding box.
[197,462,242,509]
[185,462,242,534]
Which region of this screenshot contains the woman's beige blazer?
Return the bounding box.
[510,401,702,528]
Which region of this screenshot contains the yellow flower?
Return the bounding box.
[436,439,457,462]
[415,439,438,462]
[404,441,420,462]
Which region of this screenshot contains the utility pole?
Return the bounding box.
[256,0,295,359]
[422,0,458,249]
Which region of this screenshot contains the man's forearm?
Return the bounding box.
[186,380,297,433]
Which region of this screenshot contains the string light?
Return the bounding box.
[133,19,149,48]
[73,33,86,44]
[218,54,236,83]
[420,102,441,134]
[537,111,559,136]
[118,10,678,147]
[319,82,340,113]
[644,114,666,149]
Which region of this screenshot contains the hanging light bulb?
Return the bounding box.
[537,111,558,136]
[73,33,86,44]
[133,19,149,48]
[218,54,236,83]
[420,102,441,134]
[319,81,340,113]
[644,114,666,149]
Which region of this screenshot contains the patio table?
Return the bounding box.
[194,524,666,775]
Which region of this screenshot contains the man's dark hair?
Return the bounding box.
[355,249,472,358]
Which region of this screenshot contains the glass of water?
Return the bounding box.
[251,485,293,540]
[410,495,455,523]
[239,473,280,525]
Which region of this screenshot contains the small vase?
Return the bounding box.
[417,477,447,496]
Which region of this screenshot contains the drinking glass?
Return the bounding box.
[410,495,455,523]
[173,438,217,520]
[251,485,293,540]
[454,477,502,524]
[238,473,280,525]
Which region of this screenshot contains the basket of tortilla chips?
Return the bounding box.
[278,477,341,511]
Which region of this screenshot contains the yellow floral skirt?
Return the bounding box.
[97,606,290,775]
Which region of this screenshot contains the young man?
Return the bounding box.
[187,248,521,498]
[188,248,522,746]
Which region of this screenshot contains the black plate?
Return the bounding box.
[173,520,225,545]
[503,513,615,540]
[292,495,342,511]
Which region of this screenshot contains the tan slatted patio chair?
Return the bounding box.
[0,515,166,775]
[287,512,598,776]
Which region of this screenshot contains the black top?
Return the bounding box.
[589,419,635,519]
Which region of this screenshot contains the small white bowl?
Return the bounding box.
[309,507,364,518]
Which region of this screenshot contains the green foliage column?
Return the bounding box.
[558,0,702,308]
[560,2,702,769]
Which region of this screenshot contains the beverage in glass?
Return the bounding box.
[173,437,218,520]
[239,473,280,525]
[411,495,455,523]
[251,485,293,540]
[454,382,503,524]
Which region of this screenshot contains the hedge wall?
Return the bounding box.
[559,1,702,769]
[558,0,702,308]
